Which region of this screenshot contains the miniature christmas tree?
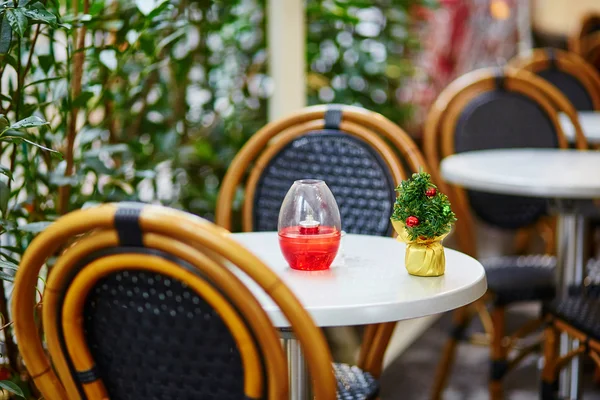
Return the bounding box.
[390,171,456,277]
[391,171,456,241]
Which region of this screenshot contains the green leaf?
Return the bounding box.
[5,9,28,37]
[0,115,8,132]
[3,137,62,158]
[71,91,94,108]
[0,271,15,282]
[37,54,53,73]
[9,115,49,130]
[0,260,18,271]
[0,15,12,54]
[24,76,63,88]
[0,165,12,180]
[0,380,25,398]
[18,221,52,233]
[0,181,8,216]
[22,5,57,27]
[1,54,17,69]
[89,1,105,16]
[0,93,12,102]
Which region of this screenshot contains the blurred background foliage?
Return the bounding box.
[0,0,430,394]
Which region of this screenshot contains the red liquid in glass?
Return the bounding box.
[278,226,341,271]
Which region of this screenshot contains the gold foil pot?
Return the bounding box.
[391,220,450,277]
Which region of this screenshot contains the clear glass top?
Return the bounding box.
[277,179,342,234]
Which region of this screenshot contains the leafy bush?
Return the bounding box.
[0,0,429,395]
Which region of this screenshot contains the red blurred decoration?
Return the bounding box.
[425,187,437,197]
[279,226,341,271]
[403,0,521,135]
[0,367,11,381]
[406,216,420,227]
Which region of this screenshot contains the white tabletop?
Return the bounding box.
[441,149,600,199]
[230,232,486,327]
[560,112,600,144]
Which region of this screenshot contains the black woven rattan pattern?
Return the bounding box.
[537,69,594,111]
[83,270,247,400]
[454,90,558,229]
[253,131,397,235]
[547,295,600,341]
[482,255,556,306]
[334,363,379,400]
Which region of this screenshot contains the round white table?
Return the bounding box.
[441,148,600,400]
[560,112,600,145]
[231,232,487,399]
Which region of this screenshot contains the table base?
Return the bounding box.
[556,213,589,400]
[280,328,312,400]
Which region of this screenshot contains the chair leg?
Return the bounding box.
[357,322,397,378]
[358,324,378,367]
[540,325,560,400]
[490,307,507,400]
[430,306,471,400]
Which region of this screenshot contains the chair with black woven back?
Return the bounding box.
[541,271,600,399]
[423,67,588,400]
[508,48,600,111]
[13,203,346,400]
[215,104,458,395]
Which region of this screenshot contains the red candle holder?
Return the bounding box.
[278,179,341,271]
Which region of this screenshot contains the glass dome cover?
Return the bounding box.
[278,179,342,271]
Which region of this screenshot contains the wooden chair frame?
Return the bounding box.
[569,12,600,55]
[242,119,407,234]
[13,204,337,400]
[216,104,429,231]
[508,48,600,109]
[423,68,588,400]
[216,104,455,378]
[541,318,600,400]
[45,232,282,399]
[580,32,600,70]
[62,254,266,399]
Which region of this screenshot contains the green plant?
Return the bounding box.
[0,0,431,396]
[391,171,456,240]
[306,0,435,124]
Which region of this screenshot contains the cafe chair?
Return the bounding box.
[508,48,600,110]
[423,67,588,400]
[569,12,600,56]
[13,203,379,400]
[216,104,447,380]
[541,277,600,400]
[580,33,600,72]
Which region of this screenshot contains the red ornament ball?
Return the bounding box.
[425,187,437,197]
[406,216,419,227]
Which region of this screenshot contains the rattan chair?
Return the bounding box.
[508,48,600,110]
[423,67,588,400]
[12,203,380,400]
[216,104,448,381]
[569,12,600,56]
[541,266,600,400]
[580,32,600,72]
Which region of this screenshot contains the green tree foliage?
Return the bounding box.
[307,0,433,123]
[392,172,456,240]
[0,1,430,394]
